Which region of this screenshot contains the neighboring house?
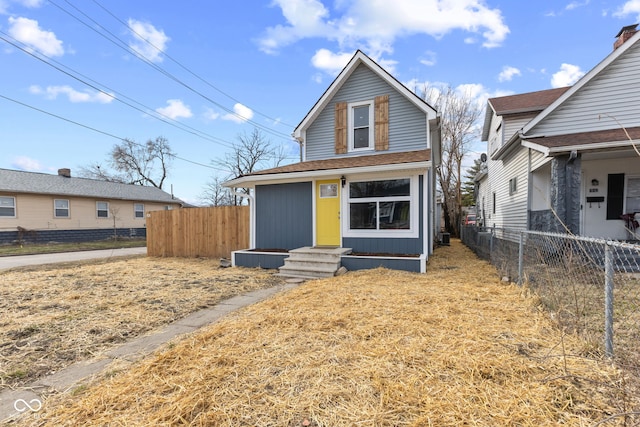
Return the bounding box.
[0,168,183,244]
[479,25,640,241]
[224,50,440,273]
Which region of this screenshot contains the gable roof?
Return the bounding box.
[0,168,182,204]
[481,87,569,141]
[224,149,431,188]
[523,28,640,135]
[293,50,437,140]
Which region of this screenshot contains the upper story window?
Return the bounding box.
[349,100,374,151]
[54,199,70,218]
[134,203,145,218]
[0,196,16,217]
[97,201,109,218]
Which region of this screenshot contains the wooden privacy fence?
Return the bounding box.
[146,206,249,258]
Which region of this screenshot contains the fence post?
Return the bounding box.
[517,231,524,286]
[604,243,614,358]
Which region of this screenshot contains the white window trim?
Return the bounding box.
[342,174,419,239]
[348,100,374,152]
[134,203,145,219]
[0,196,16,218]
[624,174,640,213]
[96,201,109,219]
[54,199,70,218]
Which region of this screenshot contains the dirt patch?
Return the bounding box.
[0,256,282,391]
[16,241,633,426]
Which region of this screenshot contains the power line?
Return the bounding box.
[0,30,236,149]
[91,0,296,130]
[0,93,226,172]
[50,0,294,141]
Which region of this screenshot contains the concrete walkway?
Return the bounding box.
[0,280,302,422]
[0,247,147,270]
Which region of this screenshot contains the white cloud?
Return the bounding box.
[223,103,254,124]
[0,0,44,14]
[127,18,169,63]
[311,49,353,75]
[614,0,640,19]
[12,155,44,171]
[29,85,114,103]
[420,52,437,67]
[203,107,220,121]
[7,16,64,56]
[551,63,585,87]
[566,0,590,11]
[498,65,521,82]
[156,99,192,119]
[259,0,510,59]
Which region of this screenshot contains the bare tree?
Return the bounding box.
[200,176,236,207]
[204,128,287,206]
[80,137,174,189]
[422,85,482,236]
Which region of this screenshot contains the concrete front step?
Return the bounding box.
[278,246,352,279]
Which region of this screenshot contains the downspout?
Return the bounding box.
[229,188,255,250]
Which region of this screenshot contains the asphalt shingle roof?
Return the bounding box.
[489,87,570,115]
[246,149,431,177]
[0,169,182,204]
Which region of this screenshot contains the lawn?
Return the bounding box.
[0,239,147,256]
[8,241,637,426]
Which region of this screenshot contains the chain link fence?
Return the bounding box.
[461,226,640,375]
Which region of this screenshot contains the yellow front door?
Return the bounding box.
[316,180,341,246]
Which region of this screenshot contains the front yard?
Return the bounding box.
[7,241,636,426]
[0,257,282,392]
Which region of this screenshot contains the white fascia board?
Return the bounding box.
[522,139,640,156]
[521,140,550,157]
[223,161,432,188]
[523,30,640,135]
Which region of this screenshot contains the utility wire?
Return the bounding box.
[0,31,236,149]
[51,0,293,141]
[91,0,296,129]
[0,93,226,172]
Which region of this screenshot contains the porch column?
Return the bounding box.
[550,153,581,234]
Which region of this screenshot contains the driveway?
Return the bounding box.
[0,247,147,270]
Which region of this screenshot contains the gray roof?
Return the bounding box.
[0,169,182,204]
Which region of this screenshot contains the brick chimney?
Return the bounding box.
[614,24,638,50]
[58,168,71,178]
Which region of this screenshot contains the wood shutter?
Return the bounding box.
[607,173,625,220]
[335,102,347,154]
[374,95,389,151]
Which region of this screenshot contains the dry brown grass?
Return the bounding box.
[0,256,282,391]
[15,241,630,426]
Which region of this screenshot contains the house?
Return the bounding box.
[0,168,183,244]
[224,50,440,274]
[479,25,640,241]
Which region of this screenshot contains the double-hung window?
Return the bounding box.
[97,201,109,218]
[54,199,70,218]
[0,196,16,217]
[134,203,145,218]
[349,100,374,151]
[345,177,417,237]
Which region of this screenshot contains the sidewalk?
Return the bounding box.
[0,279,302,423]
[0,247,147,270]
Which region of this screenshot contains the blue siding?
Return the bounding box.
[341,256,423,273]
[234,252,287,269]
[255,182,312,250]
[343,175,424,255]
[306,64,428,160]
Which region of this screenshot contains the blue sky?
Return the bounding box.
[2,0,640,205]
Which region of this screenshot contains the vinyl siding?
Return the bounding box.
[305,64,427,160]
[0,193,175,231]
[254,182,312,250]
[530,41,640,136]
[485,148,529,230]
[503,114,535,142]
